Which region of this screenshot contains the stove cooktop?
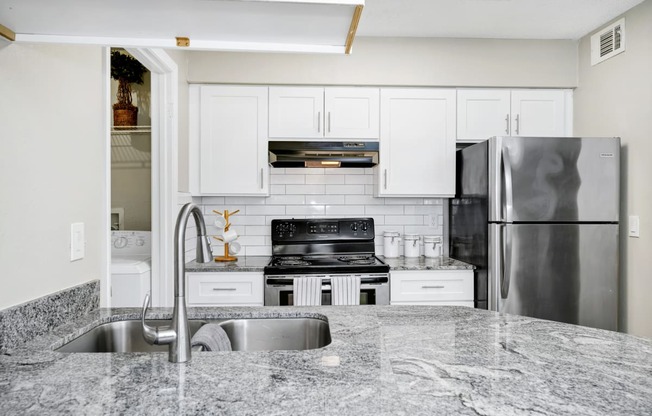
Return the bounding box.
[264,254,390,276]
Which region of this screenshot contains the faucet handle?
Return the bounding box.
[141,293,158,344]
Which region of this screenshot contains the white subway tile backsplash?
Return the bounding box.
[305,175,345,185]
[286,205,326,215]
[345,195,383,205]
[365,205,404,215]
[385,216,424,225]
[244,226,271,236]
[245,205,286,215]
[224,196,267,205]
[286,184,326,195]
[194,171,445,256]
[266,195,306,205]
[324,184,365,195]
[306,195,346,205]
[270,185,286,194]
[345,175,373,185]
[325,205,365,216]
[271,175,305,185]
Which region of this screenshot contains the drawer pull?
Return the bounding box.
[422,285,445,289]
[212,288,237,291]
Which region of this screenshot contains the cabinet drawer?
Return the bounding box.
[390,270,474,304]
[187,273,263,306]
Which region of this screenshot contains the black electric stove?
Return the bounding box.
[263,218,390,276]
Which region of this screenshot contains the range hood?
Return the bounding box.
[269,141,379,168]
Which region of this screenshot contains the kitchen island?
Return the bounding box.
[1,304,651,415]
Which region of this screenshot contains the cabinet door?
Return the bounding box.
[199,86,268,195]
[511,90,568,137]
[378,88,456,197]
[457,89,511,142]
[324,87,380,139]
[269,87,324,139]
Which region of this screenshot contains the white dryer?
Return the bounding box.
[111,231,152,307]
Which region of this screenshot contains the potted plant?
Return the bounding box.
[111,50,147,127]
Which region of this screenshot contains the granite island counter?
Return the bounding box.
[2,305,651,415]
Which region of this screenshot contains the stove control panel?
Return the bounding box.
[271,218,375,242]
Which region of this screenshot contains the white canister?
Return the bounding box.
[403,234,420,258]
[423,235,442,258]
[383,232,401,258]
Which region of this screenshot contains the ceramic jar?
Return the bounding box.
[423,235,442,258]
[383,232,401,258]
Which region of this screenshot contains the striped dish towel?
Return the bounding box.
[331,275,361,306]
[293,277,323,306]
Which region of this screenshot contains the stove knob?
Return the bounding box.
[361,222,368,232]
[351,223,358,232]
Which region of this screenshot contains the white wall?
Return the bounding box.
[574,0,652,338]
[167,50,190,193]
[187,37,578,88]
[0,43,105,310]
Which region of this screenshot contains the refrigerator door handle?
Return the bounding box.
[501,225,512,300]
[502,146,514,223]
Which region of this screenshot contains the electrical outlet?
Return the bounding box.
[427,214,437,227]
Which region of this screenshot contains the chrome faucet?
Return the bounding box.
[141,203,213,363]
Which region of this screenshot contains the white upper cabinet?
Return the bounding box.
[456,89,572,142]
[377,88,456,197]
[457,89,511,141]
[269,86,380,139]
[510,90,569,137]
[195,85,269,196]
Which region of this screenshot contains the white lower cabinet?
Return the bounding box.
[187,272,264,306]
[390,270,474,307]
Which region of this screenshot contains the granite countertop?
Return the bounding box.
[2,306,651,415]
[186,255,473,272]
[379,255,474,270]
[186,255,270,272]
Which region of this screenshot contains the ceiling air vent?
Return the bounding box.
[591,18,625,66]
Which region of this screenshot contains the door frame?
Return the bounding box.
[104,47,178,308]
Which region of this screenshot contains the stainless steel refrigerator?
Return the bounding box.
[449,136,620,331]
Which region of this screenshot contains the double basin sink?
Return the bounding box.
[56,318,332,353]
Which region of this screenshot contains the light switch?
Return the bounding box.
[70,222,85,261]
[628,215,640,238]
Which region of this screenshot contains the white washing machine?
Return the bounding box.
[111,231,152,307]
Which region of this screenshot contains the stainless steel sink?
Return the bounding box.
[55,318,331,353]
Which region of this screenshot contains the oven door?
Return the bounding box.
[264,274,389,306]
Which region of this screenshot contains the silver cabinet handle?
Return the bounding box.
[384,169,388,189]
[328,112,331,133]
[317,111,321,133]
[260,168,264,189]
[213,287,237,291]
[422,285,445,289]
[505,114,510,134]
[515,114,520,135]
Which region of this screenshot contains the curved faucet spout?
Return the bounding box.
[142,203,213,363]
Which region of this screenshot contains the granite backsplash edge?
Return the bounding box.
[0,280,100,354]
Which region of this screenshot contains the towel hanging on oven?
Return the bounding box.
[331,275,361,306]
[293,276,322,306]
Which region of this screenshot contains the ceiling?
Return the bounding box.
[357,0,645,40]
[0,0,646,53]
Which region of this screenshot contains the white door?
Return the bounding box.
[324,87,380,139]
[457,89,511,141]
[378,88,456,197]
[269,86,324,139]
[199,85,268,195]
[511,90,567,137]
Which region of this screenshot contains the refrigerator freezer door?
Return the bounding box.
[493,223,618,331]
[489,137,620,222]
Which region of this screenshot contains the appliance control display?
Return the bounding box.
[308,222,339,234]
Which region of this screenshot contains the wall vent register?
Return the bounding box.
[591,18,625,66]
